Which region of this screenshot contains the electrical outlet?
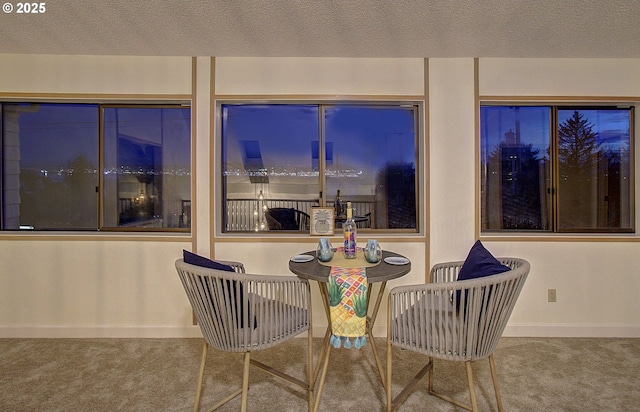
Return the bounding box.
[548,289,557,302]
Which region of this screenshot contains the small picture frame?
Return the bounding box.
[310,207,335,236]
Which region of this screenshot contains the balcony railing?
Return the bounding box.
[224,198,374,232]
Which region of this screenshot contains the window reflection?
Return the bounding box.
[221,103,418,232]
[324,106,417,229]
[0,103,191,231]
[481,106,551,231]
[480,105,633,233]
[222,104,320,232]
[557,109,632,231]
[102,106,191,229]
[2,103,99,230]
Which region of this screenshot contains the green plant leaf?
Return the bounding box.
[328,277,343,307]
[352,290,368,318]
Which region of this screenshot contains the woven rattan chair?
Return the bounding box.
[386,258,530,412]
[176,259,314,412]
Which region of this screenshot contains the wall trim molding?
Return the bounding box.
[2,324,639,339]
[0,327,204,339]
[504,324,640,338]
[363,324,640,339]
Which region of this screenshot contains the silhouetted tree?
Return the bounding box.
[558,111,600,180]
[557,110,603,228]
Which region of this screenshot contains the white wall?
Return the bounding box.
[0,54,191,94]
[0,239,193,337]
[476,58,640,337]
[214,57,425,95]
[428,59,477,261]
[1,54,639,338]
[479,58,640,96]
[0,54,196,338]
[213,57,429,337]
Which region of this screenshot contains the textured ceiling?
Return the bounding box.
[1,0,640,58]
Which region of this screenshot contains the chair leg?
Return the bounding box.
[386,338,392,412]
[465,361,479,412]
[313,344,332,412]
[386,347,433,411]
[194,341,208,412]
[308,329,314,412]
[240,352,251,412]
[488,354,504,412]
[428,356,434,394]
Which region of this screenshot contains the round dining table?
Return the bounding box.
[289,249,411,283]
[289,249,411,412]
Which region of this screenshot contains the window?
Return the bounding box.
[1,103,191,231]
[480,105,634,233]
[221,103,419,232]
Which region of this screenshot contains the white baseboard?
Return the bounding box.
[504,324,640,338]
[337,324,640,339]
[2,324,639,339]
[0,326,204,339]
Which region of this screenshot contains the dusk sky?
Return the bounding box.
[480,106,631,160]
[14,104,191,170]
[222,104,416,175]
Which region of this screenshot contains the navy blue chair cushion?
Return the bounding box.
[183,250,253,328]
[456,241,511,311]
[183,249,235,272]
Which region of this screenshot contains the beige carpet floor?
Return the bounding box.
[1,337,639,411]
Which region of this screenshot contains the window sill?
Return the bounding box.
[480,233,640,242]
[0,231,192,242]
